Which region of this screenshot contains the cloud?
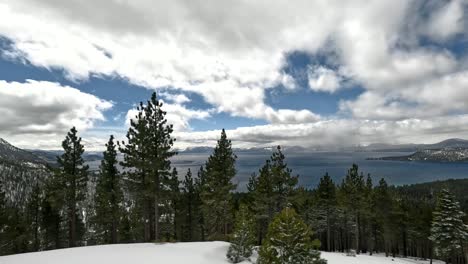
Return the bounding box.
[125,101,211,132]
[0,79,112,149]
[340,70,468,120]
[159,92,191,104]
[424,0,466,41]
[0,0,467,149]
[308,66,343,93]
[174,114,468,149]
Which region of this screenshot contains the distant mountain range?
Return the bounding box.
[2,138,468,166]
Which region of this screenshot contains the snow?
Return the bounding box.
[0,242,444,264]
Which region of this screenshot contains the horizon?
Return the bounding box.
[1,1,468,151]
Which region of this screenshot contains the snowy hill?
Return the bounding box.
[0,242,442,264]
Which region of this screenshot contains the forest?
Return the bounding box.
[0,92,467,264]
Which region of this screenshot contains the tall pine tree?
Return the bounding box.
[57,127,89,247]
[201,129,237,240]
[120,92,176,242]
[93,135,123,244]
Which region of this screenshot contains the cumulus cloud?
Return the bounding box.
[0,0,467,148]
[424,0,466,41]
[308,66,343,93]
[0,79,112,149]
[125,101,211,132]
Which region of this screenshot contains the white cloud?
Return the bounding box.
[0,79,112,149]
[159,92,191,104]
[425,0,466,41]
[340,70,468,120]
[308,66,343,93]
[0,0,467,149]
[125,101,211,132]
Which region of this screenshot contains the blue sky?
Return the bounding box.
[0,0,467,150]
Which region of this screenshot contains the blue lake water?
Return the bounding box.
[170,151,468,191]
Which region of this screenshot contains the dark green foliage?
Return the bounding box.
[201,129,237,240]
[93,135,123,244]
[119,92,176,242]
[338,164,365,252]
[226,205,256,263]
[248,146,298,244]
[310,173,337,252]
[57,127,89,247]
[258,207,326,264]
[182,168,196,241]
[429,189,468,262]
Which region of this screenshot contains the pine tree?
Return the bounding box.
[373,178,393,256]
[57,127,89,247]
[0,174,8,253]
[93,135,123,244]
[429,189,468,263]
[339,164,365,253]
[41,174,63,250]
[270,146,298,212]
[195,166,207,241]
[27,179,42,251]
[226,205,256,263]
[182,168,196,241]
[314,172,337,252]
[201,129,237,240]
[257,207,326,264]
[248,146,298,244]
[120,92,177,241]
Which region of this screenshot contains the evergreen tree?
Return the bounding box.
[0,174,8,253]
[93,135,123,244]
[163,167,180,241]
[27,179,42,251]
[258,207,326,264]
[41,174,63,250]
[182,168,196,241]
[194,166,207,241]
[339,164,365,253]
[270,146,298,212]
[248,146,298,244]
[57,127,89,247]
[429,189,468,263]
[314,173,337,252]
[201,129,237,240]
[226,205,256,263]
[120,92,177,241]
[373,178,394,256]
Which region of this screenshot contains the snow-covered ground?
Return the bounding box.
[0,242,443,264]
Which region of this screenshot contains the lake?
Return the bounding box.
[170,151,468,191]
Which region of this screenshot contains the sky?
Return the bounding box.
[0,0,468,150]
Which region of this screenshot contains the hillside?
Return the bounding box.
[0,138,46,166]
[0,242,442,264]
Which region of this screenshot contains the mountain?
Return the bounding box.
[424,138,468,149]
[367,138,468,162]
[0,138,47,166]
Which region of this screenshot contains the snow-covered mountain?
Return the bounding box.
[0,242,442,264]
